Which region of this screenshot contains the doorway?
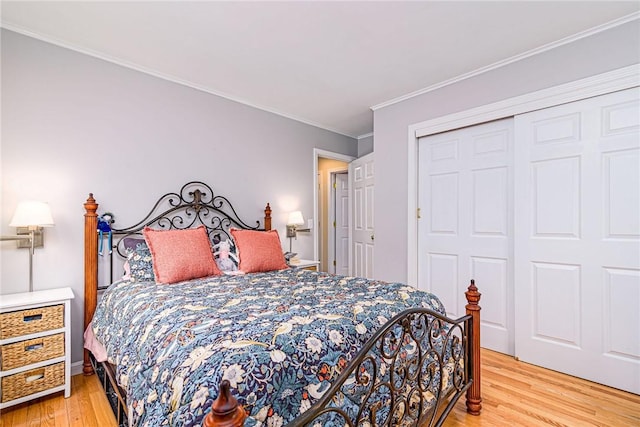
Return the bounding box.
[313,149,355,272]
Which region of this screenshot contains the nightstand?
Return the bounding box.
[0,287,74,408]
[289,259,320,271]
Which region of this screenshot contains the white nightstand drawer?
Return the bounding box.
[0,304,64,340]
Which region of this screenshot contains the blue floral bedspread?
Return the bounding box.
[91,269,448,427]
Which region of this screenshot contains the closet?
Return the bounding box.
[417,87,639,394]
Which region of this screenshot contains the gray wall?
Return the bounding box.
[373,20,640,283]
[0,29,357,366]
[358,134,374,157]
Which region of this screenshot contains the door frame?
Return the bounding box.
[405,64,639,286]
[313,149,355,264]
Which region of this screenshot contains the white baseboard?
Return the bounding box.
[71,360,84,376]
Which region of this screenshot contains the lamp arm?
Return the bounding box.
[1,234,35,292]
[0,235,31,241]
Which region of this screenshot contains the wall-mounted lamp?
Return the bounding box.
[286,210,310,253]
[1,201,55,292]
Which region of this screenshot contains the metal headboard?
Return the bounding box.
[106,181,271,257]
[95,181,271,287]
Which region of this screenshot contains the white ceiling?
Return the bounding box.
[2,1,639,138]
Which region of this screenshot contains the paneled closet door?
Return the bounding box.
[418,118,514,355]
[514,87,640,394]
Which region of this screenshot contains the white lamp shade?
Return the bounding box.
[287,210,305,226]
[9,201,55,227]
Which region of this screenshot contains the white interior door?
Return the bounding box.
[333,172,350,275]
[418,118,514,355]
[350,153,374,279]
[514,87,640,394]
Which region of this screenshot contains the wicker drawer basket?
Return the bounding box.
[1,362,65,402]
[0,333,65,371]
[0,305,64,340]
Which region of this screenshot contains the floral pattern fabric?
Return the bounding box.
[125,240,155,282]
[91,269,448,427]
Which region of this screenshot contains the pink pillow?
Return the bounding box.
[143,226,221,284]
[230,228,289,273]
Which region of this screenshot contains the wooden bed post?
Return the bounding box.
[264,203,272,231]
[203,380,247,427]
[465,279,482,415]
[83,193,99,375]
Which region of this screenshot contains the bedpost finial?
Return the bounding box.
[212,380,236,414]
[263,203,272,231]
[203,380,247,427]
[84,193,98,214]
[465,279,481,306]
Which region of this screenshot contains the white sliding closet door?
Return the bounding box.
[514,87,640,394]
[418,118,514,355]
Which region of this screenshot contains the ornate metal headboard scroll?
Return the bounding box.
[109,181,270,257]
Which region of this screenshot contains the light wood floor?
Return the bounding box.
[1,350,638,426]
[443,350,639,427]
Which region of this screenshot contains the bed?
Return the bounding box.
[82,181,482,427]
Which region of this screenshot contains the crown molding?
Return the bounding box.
[372,12,640,112]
